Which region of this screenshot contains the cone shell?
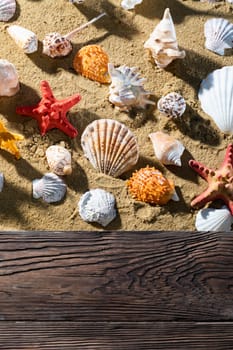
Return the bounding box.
[127,166,175,205]
[7,25,38,54]
[204,18,233,55]
[0,59,19,97]
[195,206,233,232]
[0,0,16,22]
[73,45,110,83]
[149,132,185,166]
[32,173,67,203]
[46,145,72,176]
[42,32,72,58]
[157,92,186,118]
[81,119,139,177]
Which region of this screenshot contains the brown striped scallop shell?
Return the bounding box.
[0,0,16,22]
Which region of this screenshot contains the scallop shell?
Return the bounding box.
[0,59,19,97]
[144,8,185,69]
[149,132,185,166]
[32,173,67,203]
[121,0,143,10]
[108,63,154,111]
[81,119,139,177]
[195,206,233,231]
[157,92,186,118]
[73,45,110,83]
[0,0,16,22]
[46,145,72,176]
[204,18,233,55]
[7,25,38,54]
[78,188,117,227]
[42,32,72,58]
[198,66,233,134]
[127,166,176,205]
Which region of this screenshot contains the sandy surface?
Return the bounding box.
[0,0,232,231]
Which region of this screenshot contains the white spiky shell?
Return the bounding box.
[144,8,185,69]
[46,145,72,176]
[198,66,233,134]
[78,188,117,227]
[0,59,19,97]
[157,92,186,118]
[42,32,72,58]
[204,18,233,55]
[108,63,154,111]
[32,173,67,203]
[81,119,139,177]
[121,0,143,10]
[7,25,38,54]
[0,0,16,22]
[149,132,185,166]
[195,206,233,231]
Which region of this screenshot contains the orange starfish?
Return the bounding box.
[0,121,24,159]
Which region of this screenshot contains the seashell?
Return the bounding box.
[149,132,185,166]
[204,18,233,55]
[0,173,4,192]
[32,173,67,203]
[46,145,72,176]
[157,92,186,118]
[0,59,19,97]
[108,63,155,111]
[69,0,85,3]
[121,0,143,10]
[127,166,177,205]
[73,45,110,83]
[81,119,139,177]
[144,8,185,69]
[195,206,233,231]
[7,25,38,54]
[198,66,233,134]
[0,0,16,22]
[43,13,106,58]
[78,188,117,227]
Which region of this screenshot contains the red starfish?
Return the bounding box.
[189,144,233,214]
[16,80,81,138]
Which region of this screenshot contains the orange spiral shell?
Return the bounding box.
[127,166,175,205]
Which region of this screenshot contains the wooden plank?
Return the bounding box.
[0,231,232,321]
[0,322,233,349]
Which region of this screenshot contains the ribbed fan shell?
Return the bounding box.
[0,0,16,21]
[195,206,233,232]
[204,18,233,55]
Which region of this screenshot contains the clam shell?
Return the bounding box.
[42,32,72,58]
[121,0,143,10]
[32,173,67,203]
[81,119,139,177]
[7,25,38,54]
[46,145,72,176]
[204,18,233,55]
[0,0,16,22]
[198,66,233,134]
[149,132,185,166]
[78,188,117,227]
[0,59,19,97]
[157,92,186,118]
[195,206,233,231]
[73,45,110,83]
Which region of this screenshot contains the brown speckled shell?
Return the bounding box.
[73,45,110,83]
[127,166,174,205]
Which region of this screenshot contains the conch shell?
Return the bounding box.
[46,145,72,176]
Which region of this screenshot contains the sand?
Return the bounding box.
[0,0,232,231]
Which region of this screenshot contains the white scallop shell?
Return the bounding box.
[144,8,185,69]
[149,132,185,166]
[195,206,233,231]
[198,66,233,134]
[108,63,154,111]
[46,145,72,176]
[121,0,143,10]
[0,59,19,97]
[0,173,4,192]
[0,0,16,22]
[7,25,38,54]
[78,188,117,227]
[32,173,67,203]
[157,92,186,118]
[81,119,139,177]
[204,18,233,55]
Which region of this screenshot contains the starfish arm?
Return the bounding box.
[191,187,219,209]
[220,143,233,169]
[0,138,21,159]
[54,94,82,112]
[16,105,39,117]
[189,159,215,181]
[40,81,55,102]
[52,117,78,138]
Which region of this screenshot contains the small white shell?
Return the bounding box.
[42,32,72,58]
[108,63,154,111]
[198,66,233,134]
[195,206,233,231]
[0,59,19,97]
[149,132,185,166]
[157,92,186,118]
[81,119,139,177]
[0,173,4,192]
[7,25,38,54]
[78,189,117,227]
[204,18,233,55]
[121,0,143,10]
[46,145,72,176]
[0,0,16,22]
[32,173,67,203]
